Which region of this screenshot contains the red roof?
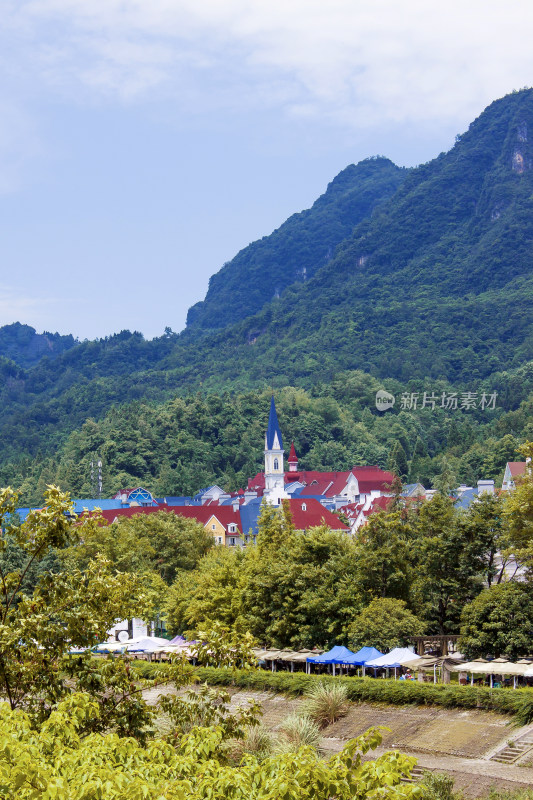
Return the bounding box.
[97,505,242,532]
[299,479,335,496]
[507,462,527,477]
[99,505,169,522]
[288,442,298,463]
[287,498,349,531]
[351,466,395,493]
[367,495,394,514]
[248,465,395,497]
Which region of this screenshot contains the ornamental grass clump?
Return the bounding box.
[303,681,350,728]
[276,713,322,753]
[237,724,275,762]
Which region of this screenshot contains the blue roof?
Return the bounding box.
[162,497,198,506]
[266,396,283,450]
[344,646,384,665]
[455,488,478,510]
[71,499,124,513]
[239,497,263,537]
[12,508,33,523]
[307,645,356,664]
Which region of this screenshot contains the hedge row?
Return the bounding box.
[132,663,533,725]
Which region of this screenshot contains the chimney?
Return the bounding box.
[477,479,495,496]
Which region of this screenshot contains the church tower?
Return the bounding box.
[264,396,288,504]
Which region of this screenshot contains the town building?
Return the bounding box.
[502,461,528,492]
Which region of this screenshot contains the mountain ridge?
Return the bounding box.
[185,157,407,331]
[1,89,533,467]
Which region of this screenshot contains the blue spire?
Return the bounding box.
[266,396,283,450]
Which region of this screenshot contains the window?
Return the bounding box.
[230,537,236,546]
[302,502,307,511]
[212,524,216,530]
[273,458,279,470]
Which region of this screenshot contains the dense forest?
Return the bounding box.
[1,90,533,493]
[4,368,532,504]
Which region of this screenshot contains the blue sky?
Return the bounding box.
[1,0,532,340]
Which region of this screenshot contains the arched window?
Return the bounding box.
[302,502,307,511]
[273,458,279,470]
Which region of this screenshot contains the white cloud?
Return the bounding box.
[0,0,532,180]
[10,0,533,126]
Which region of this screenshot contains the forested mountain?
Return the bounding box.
[177,88,533,385]
[0,323,76,367]
[1,89,533,485]
[186,157,407,330]
[4,370,533,505]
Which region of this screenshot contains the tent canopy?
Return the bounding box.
[307,645,356,664]
[365,647,416,669]
[449,659,529,676]
[344,646,384,666]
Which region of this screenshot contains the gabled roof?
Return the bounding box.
[96,504,242,532]
[351,466,395,493]
[299,480,334,497]
[506,462,527,477]
[287,498,349,531]
[265,396,283,450]
[248,466,395,497]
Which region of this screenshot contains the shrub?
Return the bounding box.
[276,713,322,753]
[303,681,349,728]
[189,666,531,722]
[239,725,275,761]
[419,771,458,800]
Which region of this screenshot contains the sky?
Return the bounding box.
[1,1,532,340]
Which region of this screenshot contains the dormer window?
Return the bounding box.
[302,502,307,511]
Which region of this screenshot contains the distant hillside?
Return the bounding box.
[0,323,76,367]
[186,157,407,331]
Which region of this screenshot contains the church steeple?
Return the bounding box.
[265,395,283,451]
[288,441,298,472]
[264,396,288,504]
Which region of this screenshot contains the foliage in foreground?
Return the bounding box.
[0,695,423,800]
[0,485,427,799]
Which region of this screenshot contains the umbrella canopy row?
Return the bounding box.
[448,657,533,677]
[95,636,194,655]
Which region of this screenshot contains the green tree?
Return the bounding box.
[459,582,533,660]
[411,496,485,633]
[461,493,510,587]
[353,510,413,603]
[0,486,153,731]
[348,598,423,653]
[165,547,246,634]
[388,440,408,480]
